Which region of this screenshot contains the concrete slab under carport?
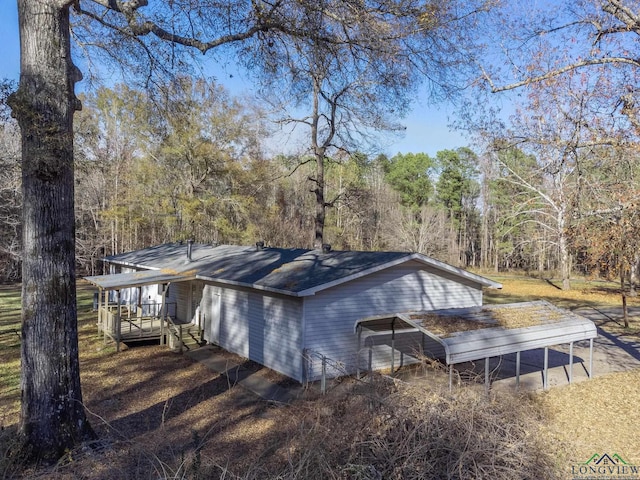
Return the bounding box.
[395,343,592,391]
[488,305,640,390]
[494,328,640,390]
[458,342,595,391]
[357,301,600,391]
[403,316,640,392]
[187,304,640,396]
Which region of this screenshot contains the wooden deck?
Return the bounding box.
[115,316,169,341]
[98,305,201,352]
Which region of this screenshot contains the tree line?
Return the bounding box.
[4,76,638,289]
[0,78,479,276]
[9,0,493,460]
[9,0,640,463]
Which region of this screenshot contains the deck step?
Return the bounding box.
[168,323,205,352]
[181,326,205,351]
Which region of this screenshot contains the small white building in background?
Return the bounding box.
[87,242,502,383]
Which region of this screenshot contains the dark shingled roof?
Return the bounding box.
[102,243,501,296]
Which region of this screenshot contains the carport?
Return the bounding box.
[355,301,598,391]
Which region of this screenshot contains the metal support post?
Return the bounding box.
[568,342,574,384]
[485,357,490,394]
[589,338,594,379]
[543,347,549,390]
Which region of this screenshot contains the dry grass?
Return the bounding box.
[248,377,559,480]
[0,284,22,424]
[478,273,640,474]
[489,304,564,329]
[1,274,640,478]
[536,369,640,468]
[482,273,640,309]
[3,368,559,479]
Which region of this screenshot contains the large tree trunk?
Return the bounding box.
[310,79,327,251]
[629,254,639,297]
[10,0,94,461]
[313,149,326,250]
[558,209,571,291]
[621,269,630,329]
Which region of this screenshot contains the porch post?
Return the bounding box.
[390,318,396,374]
[589,338,594,379]
[160,283,168,345]
[116,289,122,352]
[356,325,362,379]
[97,287,103,332]
[104,288,110,344]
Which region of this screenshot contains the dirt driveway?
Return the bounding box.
[494,306,640,390]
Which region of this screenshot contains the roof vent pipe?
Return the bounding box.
[256,241,265,251]
[187,239,194,262]
[322,243,332,253]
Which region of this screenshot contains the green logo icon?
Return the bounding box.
[585,453,628,466]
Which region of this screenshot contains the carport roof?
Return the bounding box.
[355,301,597,365]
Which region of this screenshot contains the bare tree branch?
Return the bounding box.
[486,57,640,93]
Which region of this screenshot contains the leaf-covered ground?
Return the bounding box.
[481,273,640,471]
[1,275,639,478]
[483,273,640,310]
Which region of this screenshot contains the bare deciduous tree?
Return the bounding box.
[9,0,494,459]
[255,2,491,248]
[0,81,21,282]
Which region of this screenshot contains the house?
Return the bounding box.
[85,241,504,383]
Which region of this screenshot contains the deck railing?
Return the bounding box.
[98,303,177,344]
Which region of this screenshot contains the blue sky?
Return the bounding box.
[0,3,469,157]
[0,3,19,82]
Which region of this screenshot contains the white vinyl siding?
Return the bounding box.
[174,282,190,323]
[174,281,204,324]
[302,261,483,380]
[247,291,303,380]
[191,282,203,325]
[201,285,221,344]
[103,256,490,384]
[219,288,250,358]
[359,332,447,374]
[138,284,157,316]
[107,266,178,317]
[109,267,137,306]
[200,283,304,381]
